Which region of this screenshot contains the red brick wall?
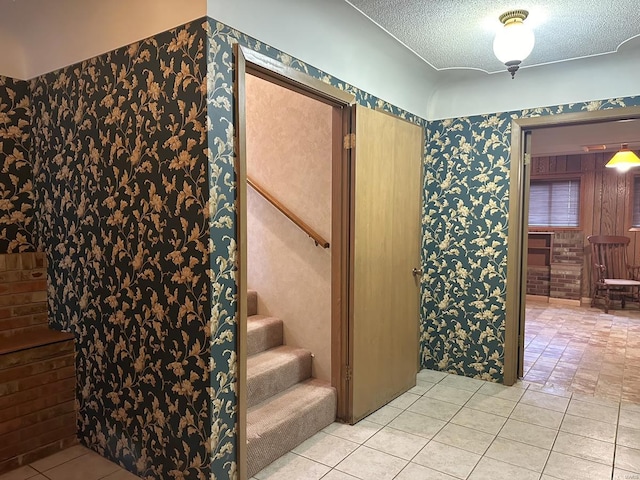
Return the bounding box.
[527,266,550,296]
[550,232,584,300]
[0,253,77,474]
[0,253,48,341]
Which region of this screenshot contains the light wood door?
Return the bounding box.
[349,105,423,423]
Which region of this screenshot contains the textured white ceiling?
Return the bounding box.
[344,0,640,74]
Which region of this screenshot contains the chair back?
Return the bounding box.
[587,235,631,281]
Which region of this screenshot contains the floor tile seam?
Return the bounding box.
[405,439,477,479]
[390,461,428,480]
[548,443,617,468]
[402,404,462,424]
[511,400,569,421]
[518,400,570,414]
[527,403,563,479]
[431,421,496,457]
[616,424,640,438]
[496,407,561,450]
[293,447,352,470]
[398,431,443,467]
[447,417,506,437]
[380,423,434,441]
[558,424,618,445]
[459,403,514,419]
[30,451,92,474]
[322,429,377,445]
[482,442,551,475]
[418,394,469,408]
[612,405,623,479]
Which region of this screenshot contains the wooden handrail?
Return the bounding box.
[247,176,330,249]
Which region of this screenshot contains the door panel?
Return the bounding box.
[350,105,423,423]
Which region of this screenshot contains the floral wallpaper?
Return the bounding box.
[31,22,213,479]
[0,76,34,253]
[421,97,640,382]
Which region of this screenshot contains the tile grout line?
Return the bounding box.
[538,390,571,480]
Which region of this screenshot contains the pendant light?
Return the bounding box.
[605,144,640,172]
[493,10,535,79]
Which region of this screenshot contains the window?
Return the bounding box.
[632,175,640,228]
[529,179,580,227]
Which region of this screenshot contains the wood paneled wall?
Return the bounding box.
[531,151,640,298]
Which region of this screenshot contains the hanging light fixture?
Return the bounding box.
[605,144,640,172]
[493,10,535,79]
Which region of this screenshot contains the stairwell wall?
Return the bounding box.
[245,74,333,382]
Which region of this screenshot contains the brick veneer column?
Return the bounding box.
[526,266,551,296]
[550,232,584,300]
[0,252,77,474]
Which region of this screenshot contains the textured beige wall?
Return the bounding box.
[0,0,206,79]
[246,74,332,381]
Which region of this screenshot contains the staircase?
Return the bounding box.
[246,290,336,477]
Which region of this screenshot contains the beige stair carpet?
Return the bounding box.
[247,378,337,478]
[247,315,283,356]
[247,345,312,408]
[245,289,336,477]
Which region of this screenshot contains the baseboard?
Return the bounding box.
[548,297,581,307]
[526,295,549,303]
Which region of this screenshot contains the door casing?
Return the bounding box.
[233,44,356,479]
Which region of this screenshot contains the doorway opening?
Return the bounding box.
[504,106,640,392]
[234,45,354,478]
[234,45,425,478]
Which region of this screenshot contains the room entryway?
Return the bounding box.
[234,45,424,478]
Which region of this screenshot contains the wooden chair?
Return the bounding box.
[587,235,640,313]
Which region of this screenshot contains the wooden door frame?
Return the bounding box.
[504,105,640,386]
[233,44,356,478]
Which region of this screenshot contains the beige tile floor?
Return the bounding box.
[0,445,140,480]
[524,301,640,404]
[249,368,640,479]
[2,367,639,480]
[5,300,640,480]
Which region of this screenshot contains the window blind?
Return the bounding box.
[529,179,580,227]
[633,176,640,228]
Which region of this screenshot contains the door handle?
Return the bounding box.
[412,267,423,276]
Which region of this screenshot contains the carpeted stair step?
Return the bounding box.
[247,315,283,356]
[247,345,312,408]
[248,290,258,317]
[247,378,337,478]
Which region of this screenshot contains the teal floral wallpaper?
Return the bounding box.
[421,98,640,382]
[0,76,34,253]
[31,22,212,479]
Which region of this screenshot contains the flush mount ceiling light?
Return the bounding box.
[605,143,640,172]
[493,9,535,79]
